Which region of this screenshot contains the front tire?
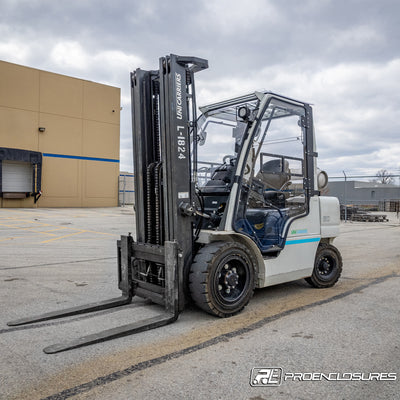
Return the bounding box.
[305,243,342,288]
[189,241,256,317]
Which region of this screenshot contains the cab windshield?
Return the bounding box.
[195,95,259,188]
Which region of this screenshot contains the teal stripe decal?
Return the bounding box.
[43,153,119,163]
[286,237,320,245]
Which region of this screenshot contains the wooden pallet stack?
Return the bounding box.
[341,205,388,222]
[350,213,388,222]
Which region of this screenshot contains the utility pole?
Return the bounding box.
[343,170,347,222]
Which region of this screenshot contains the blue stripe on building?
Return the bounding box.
[43,153,119,163]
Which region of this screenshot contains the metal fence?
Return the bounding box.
[119,173,135,206]
[379,200,400,212]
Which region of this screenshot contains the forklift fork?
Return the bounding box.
[7,236,180,354]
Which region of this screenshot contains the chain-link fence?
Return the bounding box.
[119,173,134,206]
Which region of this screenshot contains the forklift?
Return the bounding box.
[8,54,342,353]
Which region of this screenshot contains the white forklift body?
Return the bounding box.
[197,194,340,288]
[196,90,341,291]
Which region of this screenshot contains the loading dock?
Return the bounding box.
[0,60,120,208]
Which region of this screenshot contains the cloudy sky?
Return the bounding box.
[1,0,399,180]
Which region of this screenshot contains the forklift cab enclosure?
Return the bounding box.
[194,91,340,293]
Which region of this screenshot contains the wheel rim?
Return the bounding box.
[213,253,251,306]
[316,253,336,280]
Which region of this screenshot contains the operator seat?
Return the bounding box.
[256,159,291,190]
[202,159,235,193]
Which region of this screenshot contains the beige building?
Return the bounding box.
[0,60,120,207]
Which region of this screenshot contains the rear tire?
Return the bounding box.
[305,243,342,288]
[189,241,256,317]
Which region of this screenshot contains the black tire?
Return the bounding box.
[305,243,342,288]
[189,241,256,317]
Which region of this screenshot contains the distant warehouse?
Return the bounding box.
[328,180,400,209]
[0,60,120,208]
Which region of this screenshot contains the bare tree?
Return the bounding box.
[374,169,394,184]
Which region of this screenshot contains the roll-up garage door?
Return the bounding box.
[2,161,32,192]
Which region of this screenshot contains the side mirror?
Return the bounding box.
[198,131,207,146]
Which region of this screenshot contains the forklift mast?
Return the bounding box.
[130,55,208,310]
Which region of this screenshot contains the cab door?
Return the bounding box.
[233,96,316,255]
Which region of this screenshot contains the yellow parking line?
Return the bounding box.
[0,225,59,236]
[0,210,35,216]
[0,223,29,227]
[85,230,117,236]
[43,227,71,233]
[0,222,52,229]
[0,237,19,242]
[1,219,53,227]
[41,230,87,244]
[32,230,60,236]
[1,219,117,242]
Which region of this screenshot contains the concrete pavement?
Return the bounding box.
[0,207,399,399]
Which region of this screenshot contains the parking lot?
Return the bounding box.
[1,207,399,400]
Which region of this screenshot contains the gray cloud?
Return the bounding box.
[1,0,399,177]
